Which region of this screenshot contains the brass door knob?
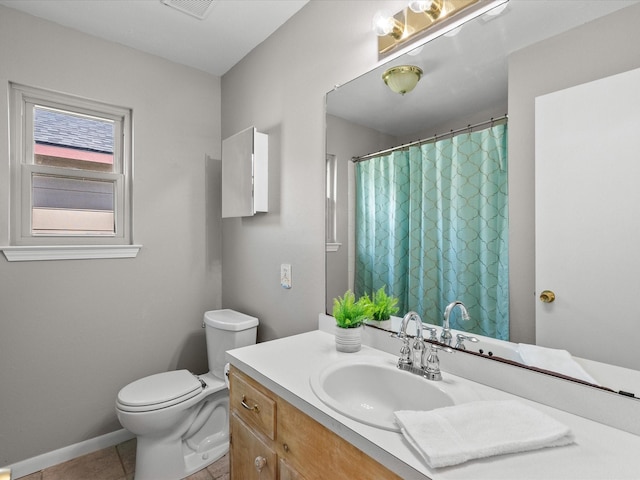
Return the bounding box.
[539,290,556,303]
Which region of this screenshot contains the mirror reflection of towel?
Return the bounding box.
[518,343,598,384]
[394,400,574,468]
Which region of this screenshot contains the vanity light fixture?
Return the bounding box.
[374,0,509,57]
[382,65,423,95]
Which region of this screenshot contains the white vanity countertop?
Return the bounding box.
[226,330,640,479]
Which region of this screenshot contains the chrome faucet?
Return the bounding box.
[441,301,470,346]
[396,311,423,371]
[393,311,454,381]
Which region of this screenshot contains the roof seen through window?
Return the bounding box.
[34,107,114,154]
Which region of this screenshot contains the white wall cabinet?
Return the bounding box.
[222,126,268,218]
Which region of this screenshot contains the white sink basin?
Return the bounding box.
[310,356,472,431]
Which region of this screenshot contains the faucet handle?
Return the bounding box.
[422,325,438,341]
[398,341,412,368]
[454,333,479,350]
[429,343,454,354]
[440,328,453,346]
[391,330,413,368]
[421,343,453,381]
[389,327,407,340]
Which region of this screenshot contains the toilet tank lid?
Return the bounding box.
[204,309,259,331]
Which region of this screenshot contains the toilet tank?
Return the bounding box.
[204,309,258,379]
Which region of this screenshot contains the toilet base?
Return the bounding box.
[132,388,230,480]
[135,436,228,480]
[183,436,229,476]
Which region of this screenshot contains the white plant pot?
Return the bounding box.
[335,324,362,353]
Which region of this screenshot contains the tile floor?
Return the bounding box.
[14,438,229,480]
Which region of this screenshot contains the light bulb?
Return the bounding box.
[372,10,395,36]
[408,0,433,13]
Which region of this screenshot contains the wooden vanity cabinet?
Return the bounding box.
[229,366,402,480]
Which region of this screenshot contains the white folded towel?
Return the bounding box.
[517,343,598,385]
[394,400,574,468]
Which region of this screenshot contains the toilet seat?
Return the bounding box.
[117,370,203,412]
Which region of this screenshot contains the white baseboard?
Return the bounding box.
[5,429,135,479]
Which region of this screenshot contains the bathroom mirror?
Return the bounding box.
[325,0,640,394]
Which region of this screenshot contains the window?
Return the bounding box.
[325,153,341,252]
[3,83,139,261]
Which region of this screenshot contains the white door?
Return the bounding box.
[535,67,640,371]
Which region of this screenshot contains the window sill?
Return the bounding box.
[1,244,142,262]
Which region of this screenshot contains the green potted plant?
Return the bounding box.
[332,290,371,352]
[362,286,399,328]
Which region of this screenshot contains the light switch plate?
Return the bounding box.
[281,263,292,289]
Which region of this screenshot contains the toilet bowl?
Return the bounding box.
[116,310,258,480]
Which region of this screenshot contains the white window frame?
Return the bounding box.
[325,153,341,252]
[2,83,140,261]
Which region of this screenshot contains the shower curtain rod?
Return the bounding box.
[351,114,508,163]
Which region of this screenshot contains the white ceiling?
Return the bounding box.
[0,0,309,76]
[2,0,637,137]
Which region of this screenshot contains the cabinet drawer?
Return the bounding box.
[229,367,276,440]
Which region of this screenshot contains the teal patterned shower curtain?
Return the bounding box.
[355,123,509,339]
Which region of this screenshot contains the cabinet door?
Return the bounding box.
[222,127,254,218]
[279,458,306,480]
[277,397,402,480]
[230,413,276,480]
[222,127,268,218]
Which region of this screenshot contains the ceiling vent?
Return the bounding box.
[161,0,217,20]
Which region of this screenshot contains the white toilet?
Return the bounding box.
[116,309,258,480]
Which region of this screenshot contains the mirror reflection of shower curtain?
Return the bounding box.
[355,123,509,339]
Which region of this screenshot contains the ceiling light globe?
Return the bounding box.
[382,65,424,95]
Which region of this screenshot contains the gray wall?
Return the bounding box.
[0,6,222,465]
[325,114,398,313]
[222,0,640,348]
[221,0,406,341]
[507,2,640,343]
